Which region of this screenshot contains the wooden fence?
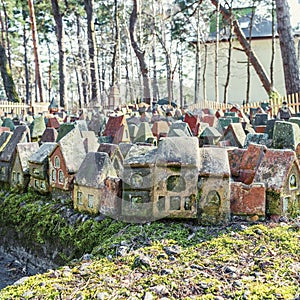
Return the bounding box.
[0,101,49,116]
[188,92,300,116]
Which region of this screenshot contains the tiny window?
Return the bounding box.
[289,174,297,189]
[88,194,94,208]
[33,168,39,175]
[17,173,21,184]
[58,170,64,183]
[12,172,16,183]
[52,169,56,182]
[40,181,46,189]
[170,196,181,211]
[157,196,165,211]
[167,176,186,192]
[77,192,83,205]
[130,196,143,208]
[54,156,60,168]
[35,180,39,188]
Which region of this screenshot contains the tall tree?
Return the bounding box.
[275,0,300,95]
[84,0,100,104]
[51,0,66,108]
[0,43,20,102]
[28,0,44,103]
[129,0,151,105]
[211,0,272,95]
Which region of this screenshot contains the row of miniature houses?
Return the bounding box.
[0,122,300,225]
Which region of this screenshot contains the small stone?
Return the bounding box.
[150,285,169,296]
[143,292,154,300]
[117,246,129,256]
[163,245,181,256]
[96,292,109,300]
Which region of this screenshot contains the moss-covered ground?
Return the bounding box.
[0,190,300,299]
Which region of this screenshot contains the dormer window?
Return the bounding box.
[54,156,60,168]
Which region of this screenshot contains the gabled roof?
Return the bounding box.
[134,122,154,143]
[227,147,246,177]
[200,126,222,138]
[103,115,127,138]
[30,115,46,138]
[16,142,39,172]
[46,117,60,129]
[168,121,193,137]
[98,143,124,161]
[29,142,57,164]
[75,120,88,132]
[0,131,13,152]
[0,125,30,162]
[41,127,58,143]
[199,147,230,177]
[56,123,75,142]
[184,112,201,136]
[221,123,246,148]
[156,137,200,167]
[74,152,117,188]
[56,127,86,173]
[254,149,299,192]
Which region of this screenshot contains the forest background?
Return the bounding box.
[0,0,300,112]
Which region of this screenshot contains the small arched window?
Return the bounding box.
[54,156,60,168]
[58,170,64,183]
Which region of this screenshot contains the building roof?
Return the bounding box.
[16,142,40,172]
[103,115,127,138]
[98,143,124,161]
[30,115,46,138]
[168,121,193,137]
[0,131,13,152]
[41,127,58,143]
[56,126,86,173]
[254,149,299,192]
[56,123,75,142]
[199,147,230,177]
[134,122,154,143]
[29,142,57,164]
[74,152,117,188]
[156,137,200,167]
[0,125,30,162]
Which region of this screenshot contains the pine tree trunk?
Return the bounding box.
[28,0,44,103]
[211,0,272,95]
[0,43,20,102]
[84,0,100,104]
[129,0,151,105]
[51,0,66,109]
[275,0,300,94]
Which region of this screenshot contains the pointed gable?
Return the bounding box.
[16,142,39,173]
[29,142,57,164]
[221,123,246,148]
[199,147,230,177]
[134,122,154,143]
[57,127,86,173]
[75,152,117,188]
[227,147,246,178]
[0,125,31,162]
[254,149,299,192]
[103,115,126,138]
[46,117,60,129]
[184,112,201,136]
[41,127,58,143]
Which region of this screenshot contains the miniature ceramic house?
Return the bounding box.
[0,125,31,188]
[134,122,155,144]
[184,112,201,136]
[48,127,86,200]
[220,123,246,148]
[10,142,39,191]
[122,145,157,222]
[198,147,231,225]
[30,115,46,142]
[28,142,57,194]
[73,152,121,215]
[98,143,124,177]
[153,137,200,219]
[102,115,130,144]
[254,149,300,217]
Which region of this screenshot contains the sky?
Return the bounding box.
[288,0,300,28]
